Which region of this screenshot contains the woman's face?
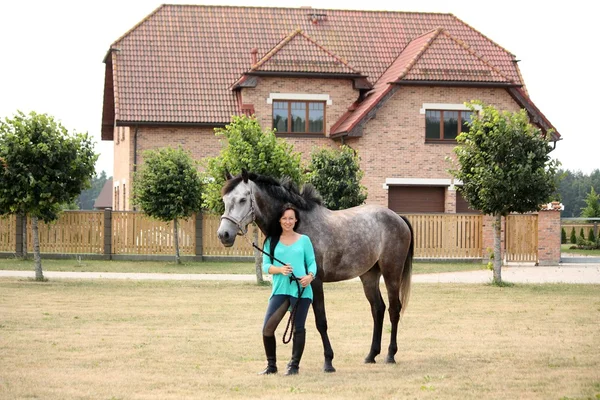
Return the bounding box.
[279,209,297,233]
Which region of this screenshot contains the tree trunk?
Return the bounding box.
[32,216,44,281]
[174,218,181,264]
[253,224,264,284]
[493,213,503,284]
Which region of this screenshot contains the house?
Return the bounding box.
[93,178,113,210]
[101,5,560,212]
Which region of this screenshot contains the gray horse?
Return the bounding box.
[217,171,414,372]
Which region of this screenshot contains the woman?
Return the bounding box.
[259,203,317,376]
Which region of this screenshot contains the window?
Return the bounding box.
[272,101,325,134]
[425,110,474,142]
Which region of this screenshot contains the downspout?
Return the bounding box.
[133,125,139,211]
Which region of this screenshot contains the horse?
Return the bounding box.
[217,170,414,372]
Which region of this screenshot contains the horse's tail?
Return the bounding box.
[399,215,414,315]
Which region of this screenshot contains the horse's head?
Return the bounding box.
[217,170,255,247]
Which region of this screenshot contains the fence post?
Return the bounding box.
[195,212,203,260]
[104,208,112,259]
[15,214,23,257]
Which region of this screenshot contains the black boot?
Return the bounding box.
[285,329,306,376]
[258,335,277,375]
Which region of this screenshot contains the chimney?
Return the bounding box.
[251,48,258,65]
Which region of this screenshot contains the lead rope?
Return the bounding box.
[241,233,307,345]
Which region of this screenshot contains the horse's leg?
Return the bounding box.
[311,278,336,372]
[381,263,403,364]
[360,265,385,363]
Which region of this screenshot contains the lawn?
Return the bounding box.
[0,278,598,399]
[561,244,600,256]
[0,257,486,275]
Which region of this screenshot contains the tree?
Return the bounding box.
[450,103,559,284]
[133,147,203,264]
[561,228,567,244]
[306,145,367,210]
[202,115,304,283]
[0,111,97,280]
[580,187,600,219]
[570,227,577,244]
[77,171,109,210]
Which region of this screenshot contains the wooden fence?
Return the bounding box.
[404,214,483,258]
[0,211,518,261]
[112,212,195,255]
[0,215,16,253]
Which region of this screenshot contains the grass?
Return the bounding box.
[0,257,486,275]
[561,244,600,256]
[0,278,598,399]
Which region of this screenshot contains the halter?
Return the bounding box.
[220,186,256,236]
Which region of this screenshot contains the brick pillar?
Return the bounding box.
[445,187,457,213]
[15,214,23,257]
[195,212,203,259]
[482,214,506,261]
[537,203,562,266]
[103,208,112,259]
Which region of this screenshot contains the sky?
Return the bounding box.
[0,0,596,176]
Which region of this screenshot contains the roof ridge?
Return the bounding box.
[449,14,516,58]
[395,28,443,81]
[295,30,355,70]
[251,29,302,71]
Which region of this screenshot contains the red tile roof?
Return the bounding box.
[332,28,515,135]
[102,5,533,138]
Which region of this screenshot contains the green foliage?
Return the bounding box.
[570,227,577,244]
[0,111,98,222]
[450,102,560,217]
[579,227,585,240]
[202,115,303,214]
[580,186,600,219]
[556,168,600,218]
[588,228,596,243]
[306,145,367,210]
[561,228,567,244]
[133,147,203,222]
[77,171,110,210]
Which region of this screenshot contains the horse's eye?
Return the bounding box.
[239,198,246,204]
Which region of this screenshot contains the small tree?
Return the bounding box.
[580,187,600,219]
[579,227,585,241]
[588,228,596,244]
[570,227,577,244]
[561,228,567,244]
[203,115,304,282]
[0,111,97,280]
[450,102,559,284]
[307,145,367,210]
[133,147,203,264]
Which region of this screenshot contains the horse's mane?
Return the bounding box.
[222,172,322,211]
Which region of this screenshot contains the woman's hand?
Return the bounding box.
[299,273,314,287]
[279,264,293,276]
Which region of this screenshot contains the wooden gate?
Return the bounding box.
[505,214,538,263]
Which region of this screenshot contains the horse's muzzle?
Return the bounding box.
[217,225,237,247]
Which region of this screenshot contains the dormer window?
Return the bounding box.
[273,100,325,134]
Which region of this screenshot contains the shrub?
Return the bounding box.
[579,228,586,241]
[561,228,567,244]
[589,229,596,243]
[570,227,577,244]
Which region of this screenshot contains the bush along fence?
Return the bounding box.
[0,207,562,264]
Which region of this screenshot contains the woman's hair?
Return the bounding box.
[265,203,300,263]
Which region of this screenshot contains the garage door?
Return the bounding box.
[388,186,445,213]
[456,190,479,213]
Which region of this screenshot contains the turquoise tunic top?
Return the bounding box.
[262,234,318,301]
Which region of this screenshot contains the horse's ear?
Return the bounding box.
[224,168,233,181]
[242,169,249,183]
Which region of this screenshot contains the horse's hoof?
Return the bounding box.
[323,365,336,373]
[385,356,396,364]
[364,357,376,364]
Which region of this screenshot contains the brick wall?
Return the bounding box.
[537,208,561,265]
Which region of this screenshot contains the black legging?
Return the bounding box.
[262,295,311,337]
